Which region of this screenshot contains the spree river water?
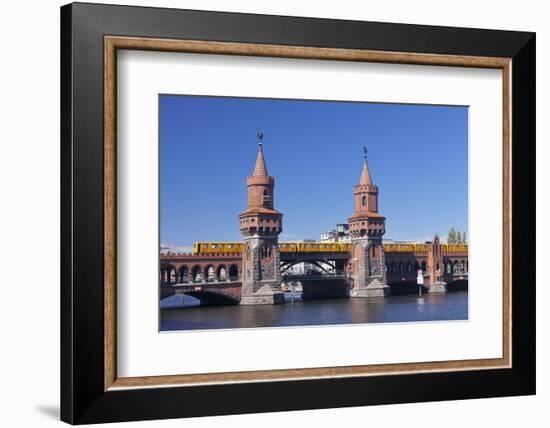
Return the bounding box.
[160,291,468,332]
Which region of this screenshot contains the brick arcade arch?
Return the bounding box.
[229,264,239,281]
[178,265,189,283]
[161,264,176,284]
[191,265,202,282]
[204,265,215,282]
[217,264,227,281]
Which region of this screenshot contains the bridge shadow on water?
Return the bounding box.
[389,280,468,295]
[446,279,468,291]
[300,278,350,300]
[389,281,429,295]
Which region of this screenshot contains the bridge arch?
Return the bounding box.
[178,265,189,283]
[162,264,176,284]
[204,265,215,282]
[159,265,167,284]
[217,265,227,281]
[281,259,336,275]
[229,264,239,281]
[191,265,202,282]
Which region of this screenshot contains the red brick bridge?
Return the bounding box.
[160,139,468,305]
[160,240,468,303]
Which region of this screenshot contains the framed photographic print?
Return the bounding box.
[61,2,535,424]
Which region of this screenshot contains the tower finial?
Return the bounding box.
[359,146,373,186]
[252,131,269,177]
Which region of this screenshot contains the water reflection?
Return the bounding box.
[160,291,468,332]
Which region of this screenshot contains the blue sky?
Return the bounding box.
[160,95,468,246]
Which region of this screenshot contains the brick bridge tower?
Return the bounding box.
[428,234,447,293]
[239,132,285,305]
[348,148,390,297]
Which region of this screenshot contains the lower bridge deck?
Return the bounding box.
[161,281,242,304]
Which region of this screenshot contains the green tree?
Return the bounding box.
[447,228,468,244]
[448,228,457,244]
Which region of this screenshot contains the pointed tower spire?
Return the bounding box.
[252,131,268,177]
[252,144,268,177]
[359,146,373,185]
[241,130,279,212]
[347,146,389,298]
[350,146,382,217]
[239,131,284,305]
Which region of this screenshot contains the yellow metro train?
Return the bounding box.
[192,242,243,254]
[193,241,353,254]
[193,241,468,255]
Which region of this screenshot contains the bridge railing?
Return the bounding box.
[282,273,347,280]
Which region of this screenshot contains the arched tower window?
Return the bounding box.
[262,188,271,205]
[362,195,367,206]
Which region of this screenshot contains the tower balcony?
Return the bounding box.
[239,210,283,238]
[348,214,386,239]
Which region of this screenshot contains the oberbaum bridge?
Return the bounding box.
[160,136,468,305]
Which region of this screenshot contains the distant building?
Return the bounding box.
[160,244,193,255]
[320,223,351,243]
